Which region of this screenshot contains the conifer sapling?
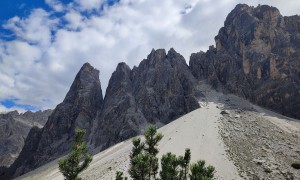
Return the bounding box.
[58,128,92,180]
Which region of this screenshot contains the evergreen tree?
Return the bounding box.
[144,125,163,179]
[189,160,215,180]
[129,153,151,180]
[160,152,179,180]
[115,171,128,180]
[182,148,191,180]
[130,137,144,160]
[177,156,184,180]
[160,149,191,180]
[58,128,92,180]
[124,124,215,180]
[129,137,149,179]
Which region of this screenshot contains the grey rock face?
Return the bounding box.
[0,110,52,167]
[93,62,147,150]
[132,48,201,124]
[93,48,201,150]
[2,63,104,179]
[190,4,300,119]
[3,50,201,179]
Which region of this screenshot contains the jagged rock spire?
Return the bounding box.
[3,63,104,179]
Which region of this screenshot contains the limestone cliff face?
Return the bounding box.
[2,63,104,179]
[190,4,300,119]
[93,48,201,150]
[0,110,52,167]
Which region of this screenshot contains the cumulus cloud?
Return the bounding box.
[45,0,65,12]
[75,0,105,10]
[0,0,299,112]
[3,8,58,48]
[0,104,27,114]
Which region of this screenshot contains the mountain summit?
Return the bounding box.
[2,63,104,179]
[190,4,300,119]
[2,49,201,179]
[92,48,201,150]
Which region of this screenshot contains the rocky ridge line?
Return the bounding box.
[2,49,201,179]
[0,110,52,167]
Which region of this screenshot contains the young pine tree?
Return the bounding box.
[160,149,191,180]
[130,137,144,160]
[115,171,128,180]
[129,153,151,180]
[182,148,191,180]
[129,137,149,179]
[144,125,163,179]
[160,152,180,180]
[58,128,92,180]
[189,160,215,180]
[125,125,215,180]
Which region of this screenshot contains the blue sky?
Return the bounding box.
[0,0,50,22]
[0,0,72,111]
[0,0,120,112]
[0,0,299,113]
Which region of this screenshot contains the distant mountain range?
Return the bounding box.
[0,110,52,167]
[1,3,299,179]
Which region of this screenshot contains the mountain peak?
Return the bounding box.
[191,3,300,119]
[80,62,96,72]
[2,62,104,179]
[225,4,281,27]
[116,62,131,73]
[147,49,166,62]
[63,63,101,104]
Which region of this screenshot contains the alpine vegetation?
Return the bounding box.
[59,128,92,180]
[117,125,215,180]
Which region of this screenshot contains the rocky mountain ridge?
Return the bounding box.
[92,48,201,150]
[0,110,52,167]
[1,63,104,179]
[190,4,300,119]
[1,3,299,180]
[1,49,200,179]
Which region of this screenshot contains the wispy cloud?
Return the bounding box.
[0,0,299,112]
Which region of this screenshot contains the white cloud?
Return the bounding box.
[74,0,105,11]
[45,0,65,12]
[0,0,299,112]
[3,9,58,48]
[64,10,84,30]
[0,104,26,114]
